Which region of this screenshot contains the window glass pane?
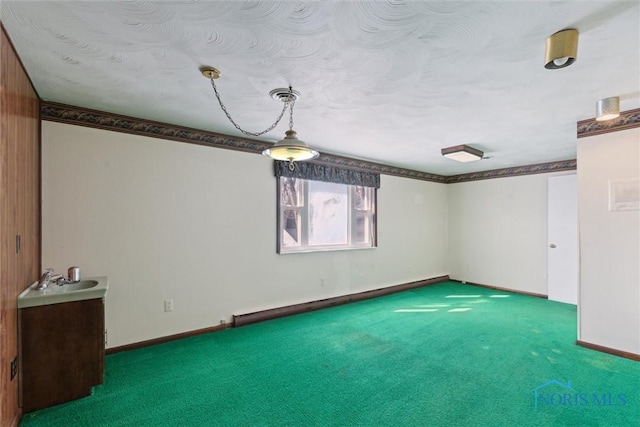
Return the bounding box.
[281,209,301,248]
[278,177,376,253]
[280,177,302,207]
[354,210,369,244]
[308,181,348,246]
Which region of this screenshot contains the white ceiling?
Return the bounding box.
[2,1,639,176]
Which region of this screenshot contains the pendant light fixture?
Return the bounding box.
[262,89,318,169]
[201,66,319,170]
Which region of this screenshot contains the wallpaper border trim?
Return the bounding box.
[41,101,578,184]
[577,108,640,138]
[446,160,577,184]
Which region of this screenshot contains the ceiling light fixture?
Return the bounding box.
[441,145,484,163]
[201,66,318,170]
[595,96,620,121]
[544,29,578,69]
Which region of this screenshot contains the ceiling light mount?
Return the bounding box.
[544,29,579,70]
[270,88,300,103]
[441,144,484,163]
[200,66,221,80]
[596,96,620,122]
[201,66,318,169]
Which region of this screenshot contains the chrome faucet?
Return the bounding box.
[37,268,63,290]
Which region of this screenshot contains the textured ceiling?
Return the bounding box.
[2,1,639,175]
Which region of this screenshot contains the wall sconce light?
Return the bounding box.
[544,29,579,69]
[441,145,484,163]
[201,66,319,170]
[596,96,620,121]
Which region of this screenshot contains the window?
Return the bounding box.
[278,177,376,253]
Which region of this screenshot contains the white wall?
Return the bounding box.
[577,128,640,354]
[447,172,574,295]
[41,121,448,348]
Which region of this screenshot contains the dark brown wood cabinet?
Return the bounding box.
[20,298,105,413]
[1,24,41,426]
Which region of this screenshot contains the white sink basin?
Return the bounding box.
[18,276,108,308]
[64,279,99,291]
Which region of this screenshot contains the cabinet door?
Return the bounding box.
[21,299,105,412]
[0,57,20,423]
[1,24,41,426]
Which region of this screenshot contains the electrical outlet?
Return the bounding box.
[164,299,174,312]
[320,277,325,286]
[220,319,226,325]
[10,356,18,380]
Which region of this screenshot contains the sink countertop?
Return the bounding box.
[18,276,109,309]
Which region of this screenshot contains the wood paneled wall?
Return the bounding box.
[1,24,41,427]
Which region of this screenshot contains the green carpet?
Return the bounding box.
[20,282,640,426]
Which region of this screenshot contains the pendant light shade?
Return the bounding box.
[544,29,579,69]
[595,97,620,122]
[262,130,319,162]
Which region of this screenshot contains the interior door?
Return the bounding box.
[547,174,578,304]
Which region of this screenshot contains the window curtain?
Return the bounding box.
[274,161,380,189]
[280,177,298,242]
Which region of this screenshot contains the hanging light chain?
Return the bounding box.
[288,91,295,130]
[209,77,289,137]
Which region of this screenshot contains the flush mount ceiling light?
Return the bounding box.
[596,96,620,121]
[201,66,318,170]
[544,29,579,69]
[441,144,484,163]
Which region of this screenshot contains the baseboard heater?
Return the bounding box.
[233,275,449,327]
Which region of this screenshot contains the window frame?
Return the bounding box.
[276,176,377,254]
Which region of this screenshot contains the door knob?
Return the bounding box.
[549,244,557,248]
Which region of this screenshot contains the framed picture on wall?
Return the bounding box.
[609,179,640,211]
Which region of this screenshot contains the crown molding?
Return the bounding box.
[40,101,577,184]
[577,108,640,138]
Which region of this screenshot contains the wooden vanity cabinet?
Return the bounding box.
[20,298,105,412]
